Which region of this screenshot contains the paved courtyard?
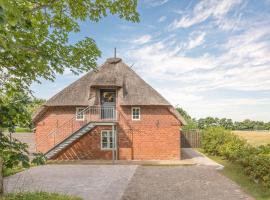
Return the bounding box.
[4,163,253,200]
[4,165,137,200]
[3,135,252,200]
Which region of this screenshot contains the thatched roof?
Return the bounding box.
[33,58,186,125]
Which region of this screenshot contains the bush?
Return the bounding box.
[201,127,270,188]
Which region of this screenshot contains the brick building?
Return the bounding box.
[33,57,186,160]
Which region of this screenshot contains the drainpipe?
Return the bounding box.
[115,125,118,161]
[112,124,115,164]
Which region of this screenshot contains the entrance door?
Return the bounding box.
[100,89,116,120]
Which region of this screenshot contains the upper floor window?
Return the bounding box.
[132,107,140,120]
[76,107,85,121]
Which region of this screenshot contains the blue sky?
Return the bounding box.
[31,0,270,121]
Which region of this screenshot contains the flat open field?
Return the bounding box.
[233,131,270,146]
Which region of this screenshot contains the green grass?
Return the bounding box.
[198,149,270,200]
[3,166,26,177]
[14,127,32,133]
[1,127,32,133]
[0,192,82,200]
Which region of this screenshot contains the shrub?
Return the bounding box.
[201,127,231,156]
[201,127,270,188]
[218,134,247,161]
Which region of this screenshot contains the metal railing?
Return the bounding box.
[36,106,117,153]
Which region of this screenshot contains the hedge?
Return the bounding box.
[201,127,270,188]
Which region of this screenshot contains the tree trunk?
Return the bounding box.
[0,157,3,195]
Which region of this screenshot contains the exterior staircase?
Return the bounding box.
[45,122,95,159]
[36,106,118,159]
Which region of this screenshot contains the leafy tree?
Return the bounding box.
[176,107,198,130]
[0,0,139,96]
[0,91,31,133]
[0,0,139,193]
[176,107,192,121]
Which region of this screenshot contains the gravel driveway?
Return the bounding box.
[121,165,253,200]
[4,148,253,200]
[4,165,137,200]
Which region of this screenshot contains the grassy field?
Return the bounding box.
[233,131,270,146]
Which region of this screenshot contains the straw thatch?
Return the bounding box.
[33,58,186,125]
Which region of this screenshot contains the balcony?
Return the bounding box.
[85,106,117,122]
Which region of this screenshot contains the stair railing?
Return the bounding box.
[35,106,117,153]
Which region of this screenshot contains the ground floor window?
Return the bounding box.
[101,130,114,150]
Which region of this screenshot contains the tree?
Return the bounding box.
[0,91,31,133]
[0,1,139,193]
[0,0,139,96]
[176,107,198,130]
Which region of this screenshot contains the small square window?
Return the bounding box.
[76,107,85,121]
[132,107,140,120]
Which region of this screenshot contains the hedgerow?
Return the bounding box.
[201,127,270,188]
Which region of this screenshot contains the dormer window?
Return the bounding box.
[76,107,85,121]
[132,107,140,120]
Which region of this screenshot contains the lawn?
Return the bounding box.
[233,130,270,146]
[14,127,32,133]
[0,192,82,200]
[3,166,26,177]
[201,151,270,200]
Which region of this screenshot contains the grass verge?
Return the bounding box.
[3,166,26,177]
[15,127,32,133]
[0,192,82,200]
[198,149,270,200]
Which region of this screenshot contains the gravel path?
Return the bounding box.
[121,165,253,200]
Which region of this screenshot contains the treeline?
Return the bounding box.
[176,107,270,130]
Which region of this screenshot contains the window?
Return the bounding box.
[132,107,140,120]
[76,107,85,121]
[101,130,114,150]
[101,91,116,103]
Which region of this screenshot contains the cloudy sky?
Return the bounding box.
[31,0,270,122]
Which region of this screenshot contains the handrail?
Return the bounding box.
[35,105,117,153]
[35,106,91,148]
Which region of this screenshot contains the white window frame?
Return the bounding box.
[76,107,85,121]
[131,107,140,121]
[101,130,114,150]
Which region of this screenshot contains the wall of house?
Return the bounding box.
[35,105,181,160]
[53,126,113,160]
[117,106,181,160]
[35,106,87,153]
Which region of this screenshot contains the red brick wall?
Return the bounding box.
[35,106,87,153]
[53,126,113,160]
[35,105,181,160]
[117,106,181,160]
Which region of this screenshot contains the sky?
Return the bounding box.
[31,0,270,122]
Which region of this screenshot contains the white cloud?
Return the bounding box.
[124,18,270,121]
[169,0,243,30]
[158,16,167,23]
[187,32,206,49]
[131,35,152,45]
[143,0,169,7]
